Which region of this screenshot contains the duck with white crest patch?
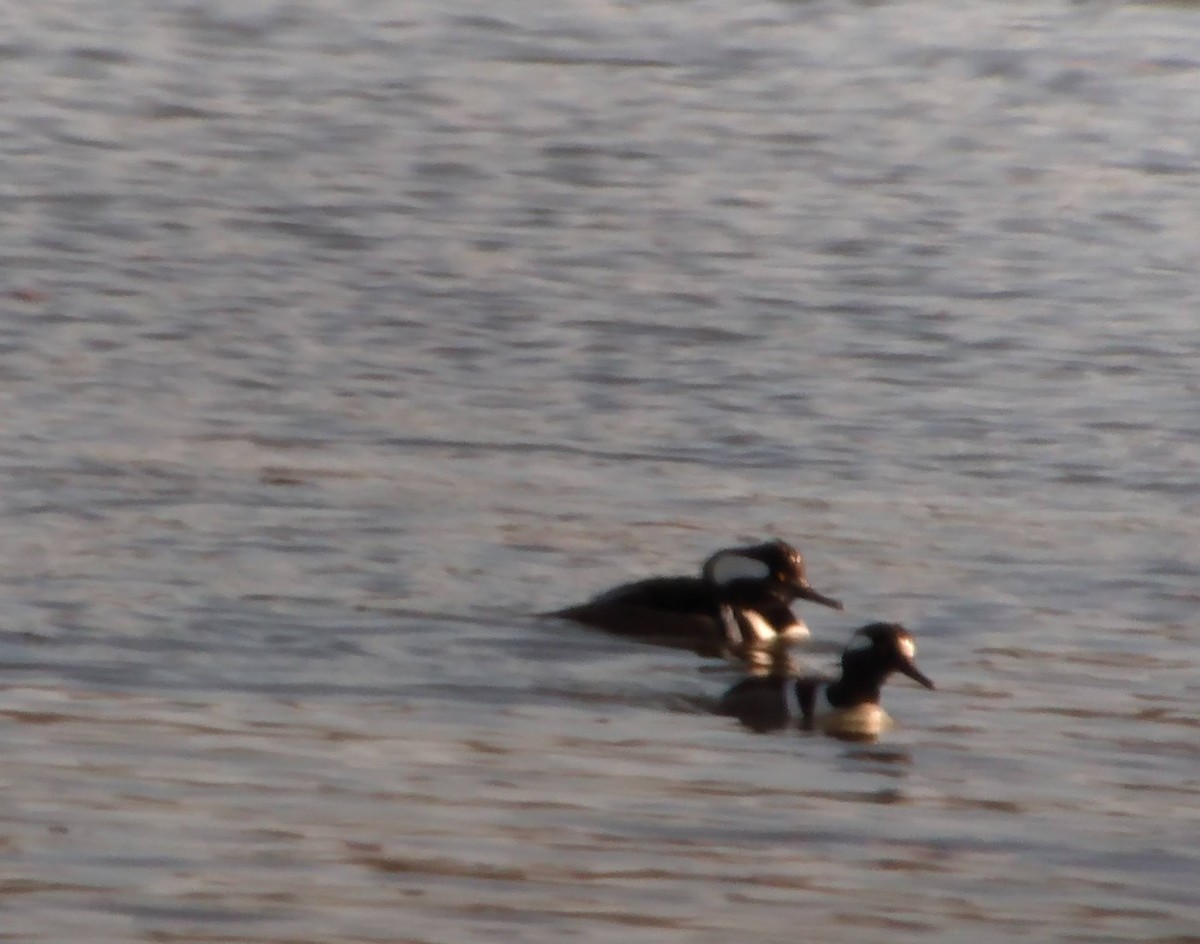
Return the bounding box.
[545,539,843,658]
[717,623,935,739]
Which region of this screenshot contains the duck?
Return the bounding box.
[545,539,842,657]
[717,622,934,738]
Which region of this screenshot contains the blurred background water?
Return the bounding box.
[1,0,1199,941]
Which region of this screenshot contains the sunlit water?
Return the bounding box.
[1,1,1199,941]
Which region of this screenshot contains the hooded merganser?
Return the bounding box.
[545,539,843,657]
[718,623,935,738]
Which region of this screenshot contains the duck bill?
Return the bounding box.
[791,582,844,611]
[898,659,935,690]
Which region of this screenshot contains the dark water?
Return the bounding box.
[2,1,1199,941]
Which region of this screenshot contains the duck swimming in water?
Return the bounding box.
[546,539,843,657]
[718,622,935,738]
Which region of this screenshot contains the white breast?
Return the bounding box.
[814,704,893,739]
[730,612,810,647]
[775,618,810,641]
[738,609,778,643]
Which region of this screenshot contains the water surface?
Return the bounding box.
[2,1,1199,941]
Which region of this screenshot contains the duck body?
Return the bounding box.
[546,540,842,657]
[550,575,732,652]
[718,623,935,739]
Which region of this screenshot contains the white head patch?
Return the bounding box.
[845,632,875,655]
[708,552,770,587]
[897,636,916,661]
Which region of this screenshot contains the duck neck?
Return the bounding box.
[825,655,889,708]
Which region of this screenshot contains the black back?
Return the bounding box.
[716,675,793,733]
[716,673,827,732]
[588,576,717,613]
[549,575,729,655]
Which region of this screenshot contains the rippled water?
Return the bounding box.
[2,0,1199,941]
